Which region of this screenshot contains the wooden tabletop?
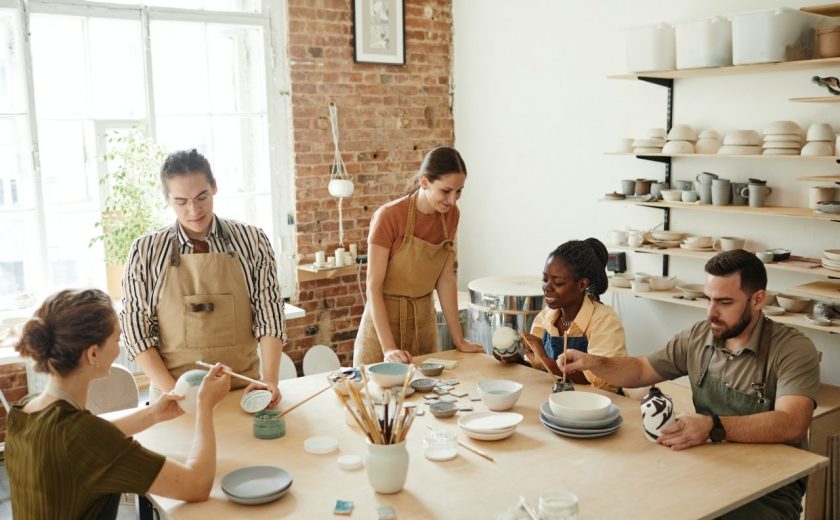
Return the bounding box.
[134,351,828,519]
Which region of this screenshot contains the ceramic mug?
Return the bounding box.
[621,179,635,196]
[740,184,772,208]
[628,232,644,247]
[608,230,628,246]
[715,236,746,251]
[756,251,774,263]
[711,178,731,206]
[695,171,719,185]
[651,182,667,199]
[674,180,693,191]
[809,186,836,209]
[695,180,712,204]
[731,182,748,206]
[634,179,652,196]
[681,190,699,203]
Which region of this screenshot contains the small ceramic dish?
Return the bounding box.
[429,401,458,418]
[418,362,444,377]
[805,314,832,326]
[763,305,785,316]
[410,378,437,393]
[241,389,272,414]
[776,294,811,313]
[660,189,683,202]
[768,248,791,262]
[609,274,633,288]
[676,284,705,299]
[824,249,840,261]
[816,202,840,215]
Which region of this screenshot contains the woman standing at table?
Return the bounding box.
[519,239,630,393]
[7,289,230,519]
[353,147,483,366]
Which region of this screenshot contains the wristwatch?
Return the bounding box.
[710,414,726,443]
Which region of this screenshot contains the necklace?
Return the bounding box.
[559,310,572,332]
[45,384,82,410]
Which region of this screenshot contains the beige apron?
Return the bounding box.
[152,225,259,398]
[353,192,455,366]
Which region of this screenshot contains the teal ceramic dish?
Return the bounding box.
[367,362,411,387]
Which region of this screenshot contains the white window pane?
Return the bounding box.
[30,15,88,119]
[207,25,265,112]
[89,18,145,119]
[0,10,26,114]
[146,0,260,12]
[0,116,33,209]
[45,209,104,289]
[0,214,38,299]
[38,121,97,206]
[210,115,268,195]
[214,192,272,238]
[150,22,209,115]
[155,115,210,152]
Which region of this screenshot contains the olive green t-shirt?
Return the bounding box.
[7,397,166,520]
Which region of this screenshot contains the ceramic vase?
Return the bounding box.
[641,385,675,442]
[365,440,409,494]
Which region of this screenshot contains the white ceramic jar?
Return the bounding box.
[365,440,409,494]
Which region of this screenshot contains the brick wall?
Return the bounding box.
[0,363,27,443]
[284,0,455,368]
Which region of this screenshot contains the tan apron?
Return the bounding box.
[353,192,455,366]
[152,225,259,398]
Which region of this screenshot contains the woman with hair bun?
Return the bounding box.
[7,288,230,519]
[517,238,629,393]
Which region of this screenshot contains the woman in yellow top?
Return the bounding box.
[519,239,629,393]
[353,147,483,366]
[7,289,230,519]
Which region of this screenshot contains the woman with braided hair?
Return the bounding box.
[518,238,629,393]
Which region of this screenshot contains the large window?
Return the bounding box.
[0,0,294,313]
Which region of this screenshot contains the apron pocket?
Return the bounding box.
[184,294,236,349]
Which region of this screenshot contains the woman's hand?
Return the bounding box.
[197,363,231,410]
[455,339,484,353]
[245,380,282,408]
[151,392,185,424]
[519,332,545,356]
[384,349,413,364]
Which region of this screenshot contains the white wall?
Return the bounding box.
[452,0,840,384]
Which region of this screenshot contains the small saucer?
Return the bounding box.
[805,314,832,327]
[241,390,272,413]
[679,243,714,252]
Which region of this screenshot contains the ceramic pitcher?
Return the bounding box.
[711,178,731,206]
[366,440,409,494]
[641,385,675,442]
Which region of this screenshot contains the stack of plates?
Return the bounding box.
[822,249,840,272]
[762,120,802,156]
[633,128,665,154]
[539,401,622,439]
[719,130,762,155]
[221,466,293,505]
[457,412,523,441]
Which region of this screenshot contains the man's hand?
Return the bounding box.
[557,348,593,375]
[657,413,714,451]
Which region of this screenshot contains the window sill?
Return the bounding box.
[297,264,363,283]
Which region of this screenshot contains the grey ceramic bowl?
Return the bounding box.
[409,378,437,393]
[776,294,811,313]
[429,401,458,418]
[769,248,791,262]
[418,363,444,377]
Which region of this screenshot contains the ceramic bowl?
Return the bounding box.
[698,129,721,139]
[676,284,705,299]
[367,362,412,388]
[409,378,437,393]
[764,120,802,136]
[805,314,832,326]
[548,391,612,420]
[764,291,778,307]
[802,141,834,157]
[824,249,840,261]
[769,248,791,262]
[650,230,686,241]
[667,124,697,142]
[609,274,633,288]
[491,326,517,351]
[662,140,695,154]
[723,130,762,146]
[429,401,458,418]
[684,236,713,248]
[661,189,683,202]
[172,369,208,415]
[631,280,650,293]
[418,362,444,377]
[327,368,364,396]
[634,272,652,283]
[763,148,800,156]
[649,275,677,291]
[633,138,665,148]
[806,122,835,142]
[695,139,722,154]
[763,133,801,142]
[817,202,840,214]
[646,128,667,139]
[776,294,811,313]
[634,147,664,155]
[476,379,523,411]
[761,140,801,149]
[718,145,762,155]
[755,251,774,263]
[763,305,785,316]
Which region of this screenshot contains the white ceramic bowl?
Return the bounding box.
[776,294,811,313]
[806,122,835,142]
[649,275,677,291]
[801,141,834,157]
[548,391,612,420]
[723,130,761,146]
[634,146,663,155]
[633,137,665,147]
[667,124,697,142]
[695,139,722,154]
[718,145,762,155]
[646,128,667,139]
[631,280,650,293]
[761,140,801,149]
[662,140,695,154]
[763,148,800,156]
[172,369,208,415]
[609,274,633,288]
[763,305,785,316]
[677,284,705,299]
[763,133,801,142]
[697,129,721,139]
[476,379,523,411]
[650,230,685,241]
[367,362,412,388]
[661,189,683,202]
[327,368,364,396]
[763,120,802,136]
[824,249,840,262]
[491,326,517,351]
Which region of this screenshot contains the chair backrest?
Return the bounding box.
[279,352,298,380]
[87,364,139,415]
[302,344,341,376]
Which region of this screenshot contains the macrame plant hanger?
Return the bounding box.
[327,101,354,247]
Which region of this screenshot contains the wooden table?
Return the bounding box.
[135,351,828,519]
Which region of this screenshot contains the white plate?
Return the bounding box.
[458,412,524,432]
[221,466,293,500]
[303,436,339,455]
[240,390,272,413]
[539,401,621,429]
[458,424,515,441]
[539,413,622,435]
[223,487,290,505]
[821,262,840,272]
[679,243,714,252]
[540,416,621,439]
[337,454,363,470]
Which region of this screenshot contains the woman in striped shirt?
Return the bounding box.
[120,150,286,405]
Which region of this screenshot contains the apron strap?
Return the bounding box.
[752,317,774,405]
[169,234,181,267]
[396,295,421,353]
[406,192,417,236]
[697,343,715,388]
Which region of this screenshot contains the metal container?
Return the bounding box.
[467,276,544,355]
[434,291,469,351]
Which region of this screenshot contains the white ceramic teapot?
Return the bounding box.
[640,385,675,442]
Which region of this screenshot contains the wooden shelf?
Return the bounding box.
[789,280,840,303]
[609,57,840,80]
[607,286,840,334]
[296,264,363,283]
[604,152,838,160]
[602,199,840,223]
[789,96,840,103]
[801,3,840,16]
[611,245,839,278]
[797,175,840,183]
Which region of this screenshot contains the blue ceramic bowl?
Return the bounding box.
[367,362,411,388]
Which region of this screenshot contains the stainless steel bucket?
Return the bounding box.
[467,276,543,354]
[434,291,469,351]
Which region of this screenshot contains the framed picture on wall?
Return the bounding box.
[353,0,405,65]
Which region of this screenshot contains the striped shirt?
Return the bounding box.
[120,215,286,360]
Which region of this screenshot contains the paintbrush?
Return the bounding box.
[518,329,562,382]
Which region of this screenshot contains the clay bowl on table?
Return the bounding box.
[367,362,412,388]
[776,294,811,313]
[476,379,523,412]
[429,401,458,419]
[548,391,612,420]
[409,378,437,393]
[418,362,444,377]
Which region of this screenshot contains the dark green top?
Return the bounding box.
[7,396,166,520]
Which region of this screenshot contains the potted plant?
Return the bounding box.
[91,130,167,299]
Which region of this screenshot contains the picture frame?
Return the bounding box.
[353,0,405,65]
